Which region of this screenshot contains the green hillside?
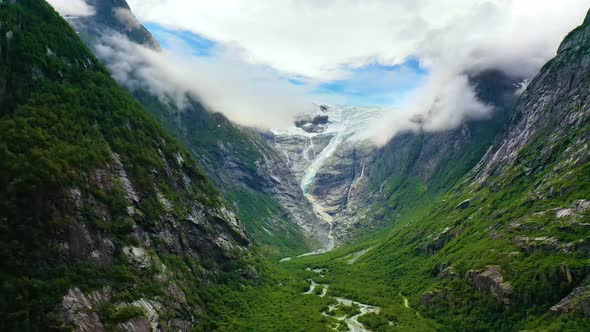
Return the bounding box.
[0,1,253,329]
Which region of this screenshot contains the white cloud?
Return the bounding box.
[125,0,589,143]
[94,33,331,129]
[127,0,588,81]
[47,0,95,17]
[369,70,493,144]
[113,8,141,31]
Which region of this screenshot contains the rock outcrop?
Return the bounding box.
[467,266,513,305]
[61,288,111,332]
[549,286,590,316]
[295,114,329,133]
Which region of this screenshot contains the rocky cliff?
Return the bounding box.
[0,1,251,330]
[68,0,160,50]
[474,13,590,184]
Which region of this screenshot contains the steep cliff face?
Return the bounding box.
[0,1,251,330]
[66,0,321,256]
[474,14,590,185]
[137,94,323,256]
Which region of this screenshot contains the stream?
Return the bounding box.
[330,297,381,332]
[303,278,380,332]
[273,107,388,330]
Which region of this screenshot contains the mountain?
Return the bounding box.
[68,0,160,50]
[68,0,324,257]
[383,13,590,327]
[354,70,522,235]
[0,1,252,330]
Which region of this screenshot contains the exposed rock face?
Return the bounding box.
[62,288,111,332]
[61,287,186,332]
[268,131,335,179]
[468,266,513,305]
[267,105,383,242]
[58,151,250,262]
[295,114,330,133]
[225,130,321,238]
[53,150,250,331]
[549,286,590,316]
[310,142,374,218]
[474,14,590,183]
[67,0,160,50]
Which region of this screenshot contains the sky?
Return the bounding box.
[143,22,427,106]
[48,0,589,142]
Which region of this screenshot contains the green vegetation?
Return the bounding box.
[195,21,590,330]
[0,1,242,329]
[314,284,324,296]
[1,1,589,331]
[100,305,146,324]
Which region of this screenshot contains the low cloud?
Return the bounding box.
[125,0,588,144]
[94,33,324,129]
[370,70,493,145]
[47,0,95,17]
[113,8,141,31]
[369,0,589,144]
[127,0,587,82]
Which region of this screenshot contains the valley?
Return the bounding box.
[1,1,589,331]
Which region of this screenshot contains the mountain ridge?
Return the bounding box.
[69,0,325,257]
[0,1,254,330]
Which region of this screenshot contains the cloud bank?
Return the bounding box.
[125,0,588,144]
[127,0,587,81]
[47,0,95,17]
[94,33,324,129]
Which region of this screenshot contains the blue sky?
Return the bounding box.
[144,23,427,107]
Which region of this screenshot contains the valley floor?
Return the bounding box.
[205,244,440,332]
[206,203,590,332]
